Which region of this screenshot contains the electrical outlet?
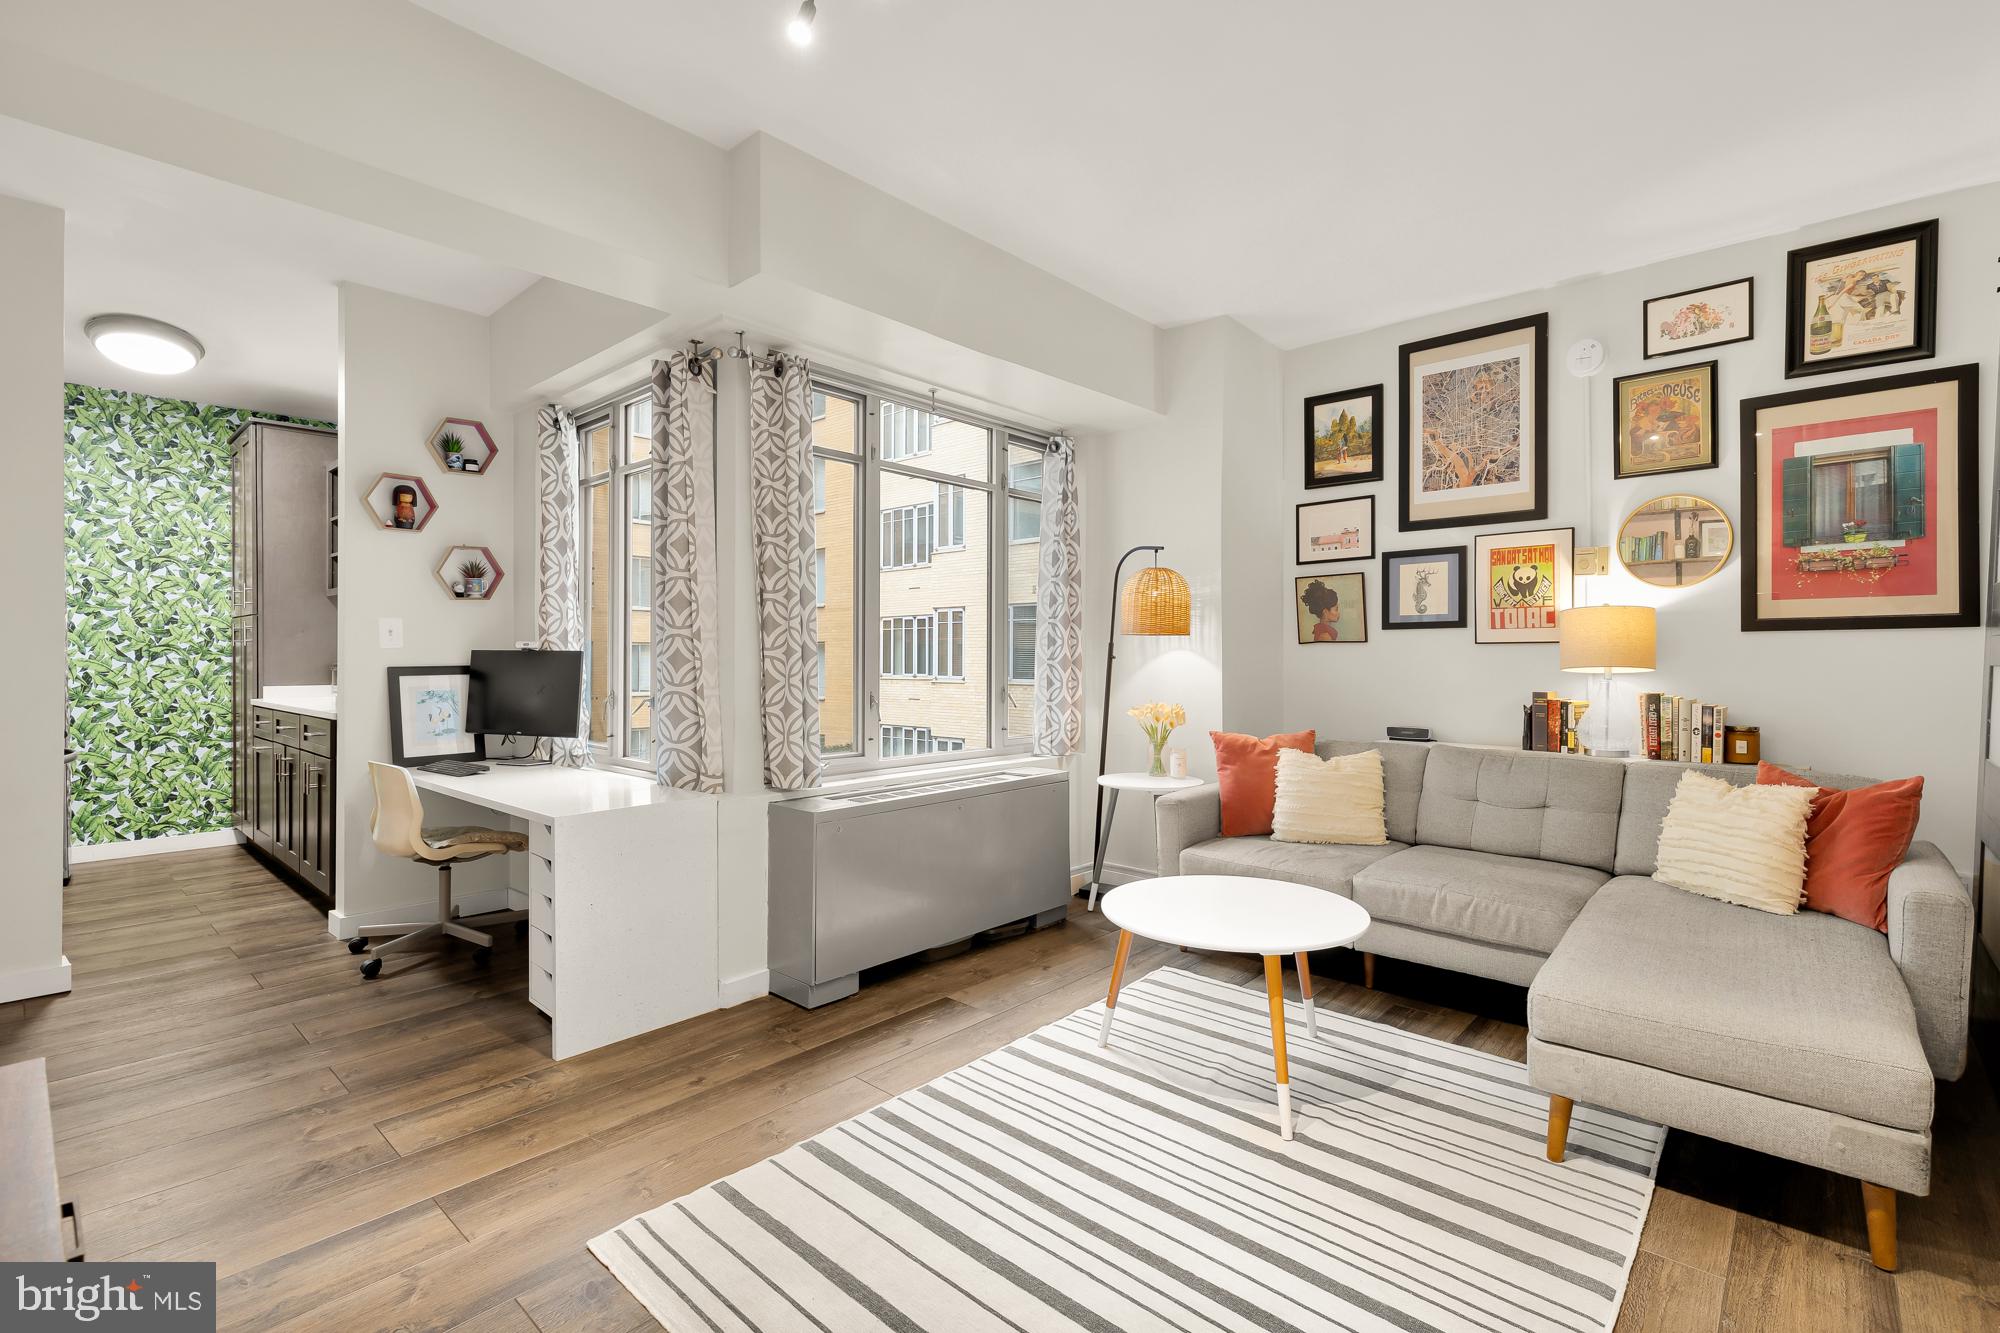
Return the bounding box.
[379,617,404,649]
[515,640,536,650]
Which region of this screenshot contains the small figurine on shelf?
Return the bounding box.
[1128,701,1187,777]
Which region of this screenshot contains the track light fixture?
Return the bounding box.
[787,0,817,46]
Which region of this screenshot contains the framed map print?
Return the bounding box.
[1740,363,1976,631]
[1642,277,1753,358]
[1381,546,1466,629]
[1398,314,1547,530]
[1296,495,1375,564]
[1472,527,1573,644]
[1612,360,1717,479]
[1785,219,1937,378]
[1302,383,1383,488]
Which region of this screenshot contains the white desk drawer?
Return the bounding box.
[529,925,554,977]
[529,851,555,897]
[529,887,555,932]
[528,964,554,1015]
[529,819,556,859]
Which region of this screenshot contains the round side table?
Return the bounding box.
[1089,771,1204,910]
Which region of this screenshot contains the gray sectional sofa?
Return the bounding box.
[1154,740,1974,1271]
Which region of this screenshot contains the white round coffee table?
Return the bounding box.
[1098,875,1371,1140]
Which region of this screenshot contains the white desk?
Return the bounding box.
[410,765,717,1060]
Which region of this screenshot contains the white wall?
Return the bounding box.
[334,282,520,926]
[1277,183,2000,870]
[0,193,70,1002]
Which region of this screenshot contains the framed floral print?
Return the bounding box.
[1611,360,1718,479]
[1381,546,1466,629]
[1302,383,1383,488]
[1642,277,1753,358]
[1472,526,1573,644]
[1296,495,1375,564]
[1295,572,1367,644]
[1740,363,1977,631]
[1784,219,1938,378]
[1398,314,1547,530]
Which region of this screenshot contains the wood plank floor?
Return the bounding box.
[8,846,1997,1332]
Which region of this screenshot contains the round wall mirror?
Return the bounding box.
[1619,495,1732,588]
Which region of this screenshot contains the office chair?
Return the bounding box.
[351,761,529,979]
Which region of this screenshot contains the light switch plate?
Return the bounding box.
[379,617,404,649]
[1574,545,1611,577]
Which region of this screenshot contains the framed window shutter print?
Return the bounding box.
[1398,314,1548,530]
[1784,219,1938,378]
[1303,384,1384,488]
[1740,363,1977,631]
[1472,526,1573,644]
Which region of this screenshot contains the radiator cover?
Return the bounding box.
[767,767,1071,1007]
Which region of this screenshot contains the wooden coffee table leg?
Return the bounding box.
[1098,930,1134,1047]
[1295,951,1318,1041]
[1263,954,1293,1140]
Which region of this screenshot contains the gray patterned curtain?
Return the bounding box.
[535,404,593,767]
[749,357,823,790]
[1034,436,1085,756]
[649,356,724,792]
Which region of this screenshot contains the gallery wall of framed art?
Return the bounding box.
[1397,313,1548,531]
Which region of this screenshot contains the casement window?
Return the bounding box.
[574,393,658,770]
[1008,603,1037,684]
[1782,444,1925,547]
[810,372,1054,770]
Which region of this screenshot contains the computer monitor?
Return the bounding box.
[467,649,584,741]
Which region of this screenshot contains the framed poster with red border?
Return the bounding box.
[1739,363,1977,631]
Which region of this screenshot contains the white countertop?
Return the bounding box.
[409,763,705,821]
[251,686,338,720]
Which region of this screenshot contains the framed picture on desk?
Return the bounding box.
[387,666,483,766]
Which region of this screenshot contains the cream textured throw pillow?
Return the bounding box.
[1653,770,1814,914]
[1270,748,1388,846]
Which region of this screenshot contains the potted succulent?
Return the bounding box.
[439,430,465,470]
[458,556,490,598]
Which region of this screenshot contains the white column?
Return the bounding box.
[0,194,70,1002]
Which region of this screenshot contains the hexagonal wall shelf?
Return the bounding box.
[426,417,498,475]
[435,544,505,601]
[362,472,439,532]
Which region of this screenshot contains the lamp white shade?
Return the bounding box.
[1559,604,1656,673]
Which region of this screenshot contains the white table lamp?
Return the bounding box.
[1559,605,1656,757]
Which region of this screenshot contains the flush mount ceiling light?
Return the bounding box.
[787,0,817,46]
[85,314,204,375]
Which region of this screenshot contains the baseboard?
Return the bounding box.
[1069,861,1153,892]
[718,969,770,1007]
[327,888,516,939]
[70,828,242,864]
[0,956,72,1003]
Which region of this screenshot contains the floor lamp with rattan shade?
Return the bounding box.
[1091,547,1192,896]
[1559,604,1655,757]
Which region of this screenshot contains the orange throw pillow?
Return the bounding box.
[1212,730,1316,837]
[1755,762,1922,932]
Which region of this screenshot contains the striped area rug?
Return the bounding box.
[591,967,1665,1332]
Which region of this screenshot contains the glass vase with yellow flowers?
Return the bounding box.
[1127,701,1187,778]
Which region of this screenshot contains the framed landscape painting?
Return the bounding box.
[1612,360,1718,479]
[1472,526,1573,645]
[1381,546,1466,629]
[1785,219,1938,378]
[1295,572,1367,644]
[1642,277,1753,358]
[1398,314,1547,531]
[1740,363,1977,631]
[1296,495,1375,564]
[1303,384,1383,488]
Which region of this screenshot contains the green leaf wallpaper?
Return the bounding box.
[65,385,332,845]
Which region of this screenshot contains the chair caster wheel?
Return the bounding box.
[348,937,368,954]
[359,958,382,979]
[474,946,493,966]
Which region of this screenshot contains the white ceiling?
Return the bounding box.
[417,0,2000,349]
[0,117,536,420]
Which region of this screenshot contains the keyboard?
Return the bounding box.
[416,760,489,776]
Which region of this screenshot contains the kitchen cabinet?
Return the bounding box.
[249,705,336,896]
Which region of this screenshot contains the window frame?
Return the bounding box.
[812,369,1055,775]
[1007,602,1038,685]
[571,386,665,774]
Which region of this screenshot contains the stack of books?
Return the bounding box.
[1522,691,1590,754]
[1620,531,1677,564]
[1637,694,1728,763]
